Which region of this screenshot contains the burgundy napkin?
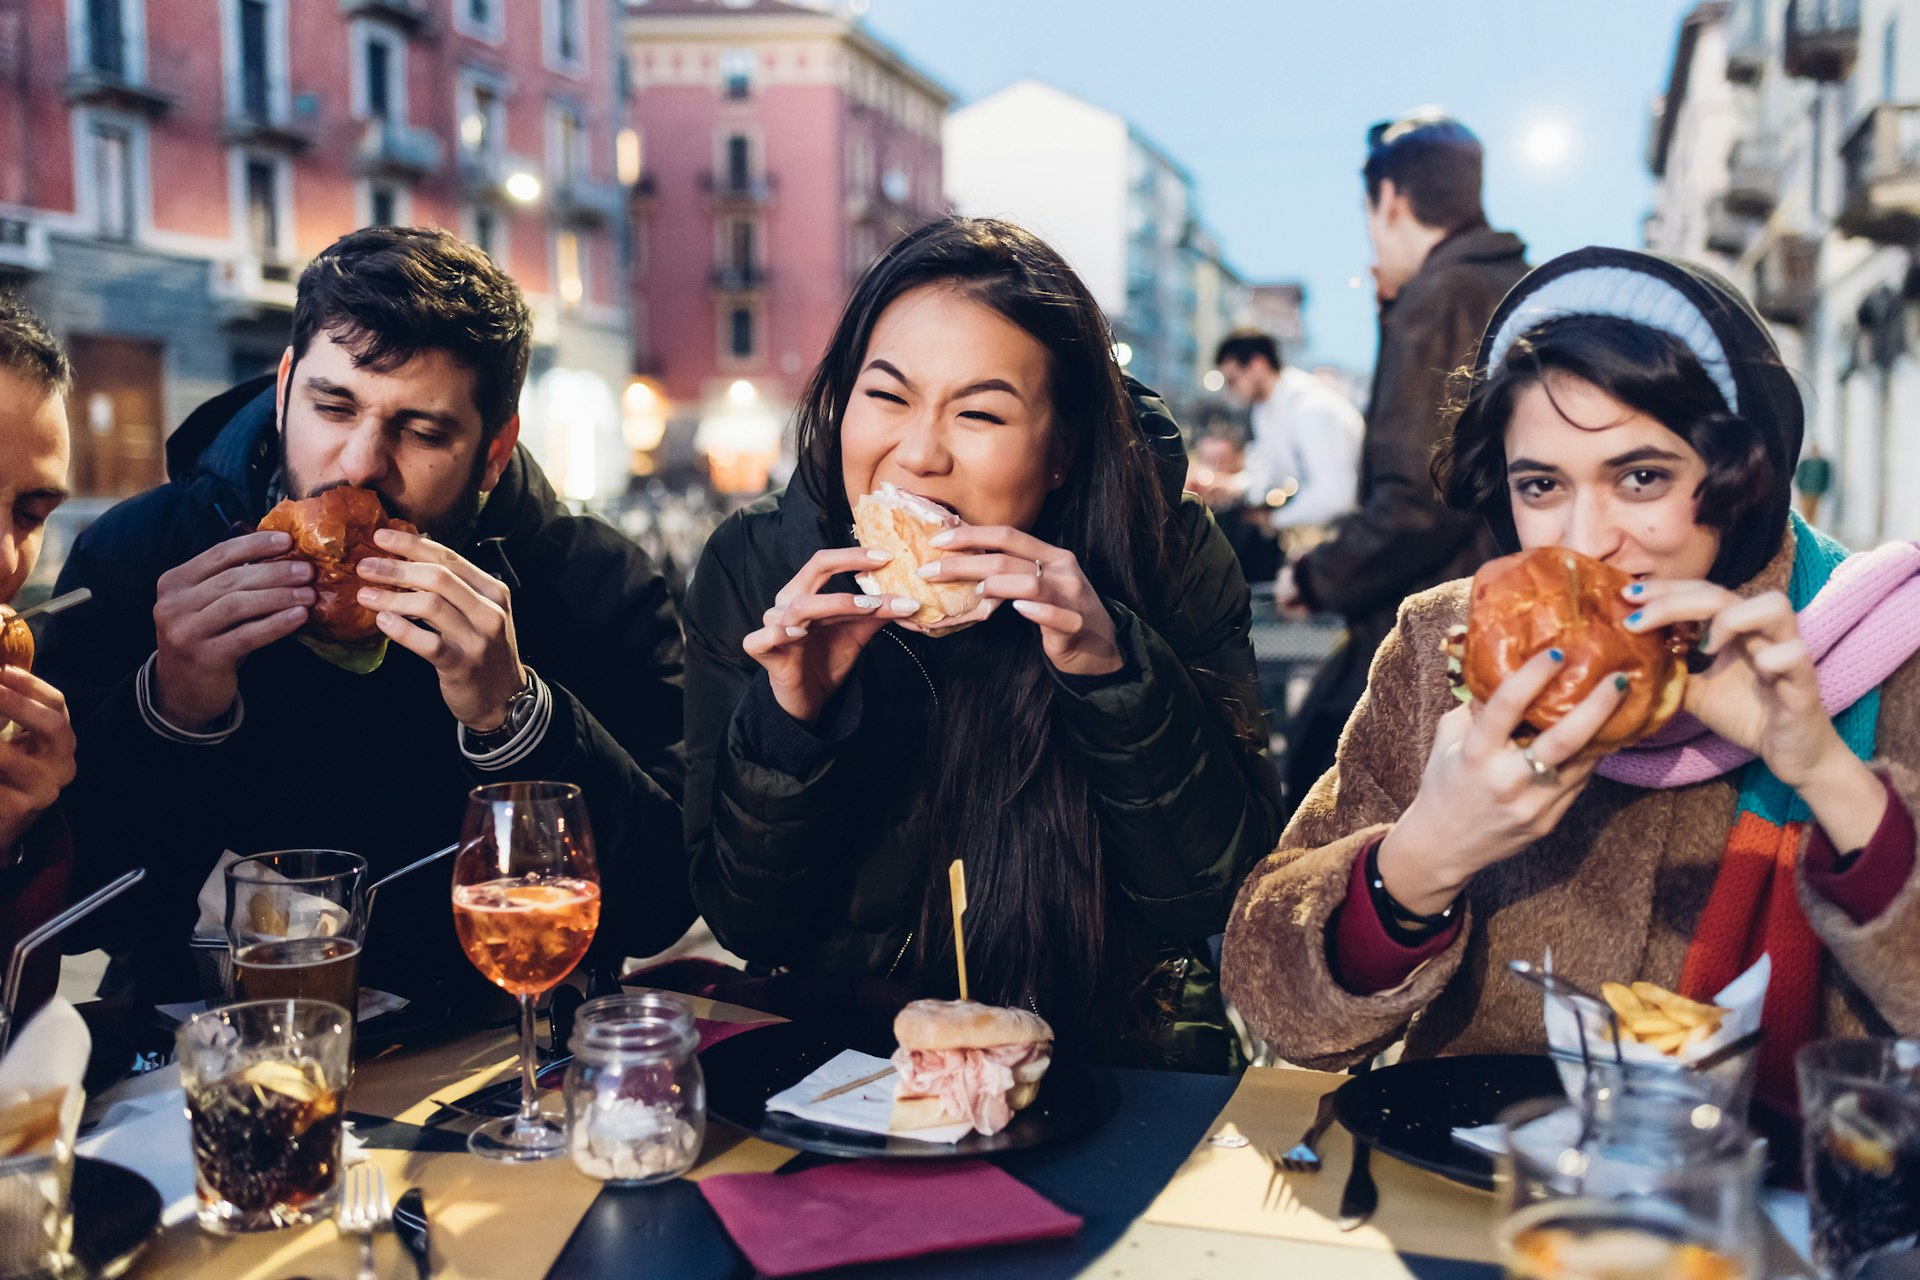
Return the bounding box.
[698,1159,1083,1276]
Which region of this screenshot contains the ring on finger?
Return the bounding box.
[1034,559,1044,582]
[1521,745,1559,786]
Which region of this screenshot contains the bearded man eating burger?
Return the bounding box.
[41,228,691,1016]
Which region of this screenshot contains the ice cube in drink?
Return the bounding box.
[186,1058,343,1233]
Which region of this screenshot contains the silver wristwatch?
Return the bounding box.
[464,671,538,753]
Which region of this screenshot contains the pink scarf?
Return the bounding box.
[1597,540,1920,789]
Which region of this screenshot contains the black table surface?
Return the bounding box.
[547,1066,1228,1279]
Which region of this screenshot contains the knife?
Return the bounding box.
[1336,1136,1377,1230]
[393,1187,431,1280]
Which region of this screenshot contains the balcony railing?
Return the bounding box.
[1784,0,1859,81]
[210,253,299,320]
[698,172,776,203]
[1705,196,1756,256]
[711,264,769,292]
[356,120,443,180]
[338,0,430,34]
[553,177,625,228]
[1725,138,1782,217]
[64,66,172,116]
[1753,231,1819,326]
[1838,103,1920,244]
[0,217,49,274]
[222,93,317,152]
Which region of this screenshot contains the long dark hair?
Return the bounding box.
[1436,314,1780,587]
[792,217,1174,1029]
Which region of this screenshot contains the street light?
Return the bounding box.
[505,171,543,204]
[1202,369,1225,392]
[728,378,757,407]
[1112,342,1133,369]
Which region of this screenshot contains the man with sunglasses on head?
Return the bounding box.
[1277,111,1529,811]
[40,227,692,1016]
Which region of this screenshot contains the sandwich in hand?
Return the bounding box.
[257,487,417,671]
[888,998,1053,1137]
[1446,546,1690,755]
[0,606,31,673]
[852,483,995,636]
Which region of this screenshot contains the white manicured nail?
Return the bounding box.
[916,561,940,578]
[854,596,881,608]
[890,598,919,614]
[865,549,892,563]
[785,626,807,637]
[930,530,955,547]
[1011,600,1040,616]
[975,582,986,595]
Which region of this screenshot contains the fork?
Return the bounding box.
[1278,1087,1342,1173]
[339,1163,394,1280]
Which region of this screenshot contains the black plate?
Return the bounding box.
[701,1020,1115,1160]
[1332,1053,1563,1192]
[68,1156,162,1279]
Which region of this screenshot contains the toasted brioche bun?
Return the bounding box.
[1459,546,1689,755]
[0,606,31,672]
[258,487,418,645]
[851,484,991,637]
[893,998,1053,1052]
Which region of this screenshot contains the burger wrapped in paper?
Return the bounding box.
[1447,546,1690,756]
[257,487,417,651]
[889,998,1053,1137]
[852,484,996,637]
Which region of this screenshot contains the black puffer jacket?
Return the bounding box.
[683,429,1284,1070]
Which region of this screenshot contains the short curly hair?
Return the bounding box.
[1436,313,1778,586]
[0,293,71,398]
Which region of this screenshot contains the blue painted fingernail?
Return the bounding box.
[1613,674,1630,692]
[1626,611,1643,627]
[1548,648,1564,663]
[1626,583,1644,597]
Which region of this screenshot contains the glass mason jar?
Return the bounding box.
[564,992,705,1185]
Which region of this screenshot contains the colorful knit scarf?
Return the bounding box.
[1595,513,1920,1110]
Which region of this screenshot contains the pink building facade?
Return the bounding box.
[622,0,947,489]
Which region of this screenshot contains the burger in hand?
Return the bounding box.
[257,487,416,667]
[888,998,1053,1137]
[1448,546,1690,756]
[852,484,995,637]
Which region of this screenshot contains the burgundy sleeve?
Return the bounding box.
[1803,772,1917,926]
[1327,838,1463,995]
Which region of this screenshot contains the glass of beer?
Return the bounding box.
[1496,1094,1765,1280]
[1797,1039,1920,1280]
[451,781,600,1161]
[178,999,351,1233]
[224,850,367,1013]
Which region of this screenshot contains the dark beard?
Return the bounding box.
[270,445,491,547]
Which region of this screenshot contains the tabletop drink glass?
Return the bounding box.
[1797,1038,1920,1280]
[177,999,351,1234]
[1496,1069,1766,1280]
[224,850,367,1013]
[452,781,600,1161]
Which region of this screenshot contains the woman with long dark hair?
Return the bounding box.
[683,217,1283,1070]
[1223,247,1920,1117]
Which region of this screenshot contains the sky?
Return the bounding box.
[860,0,1700,373]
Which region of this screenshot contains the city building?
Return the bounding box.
[945,79,1228,414]
[1643,0,1920,546]
[0,0,635,516]
[620,0,950,495]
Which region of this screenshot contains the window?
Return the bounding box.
[616,127,642,186]
[546,0,584,73]
[1810,96,1825,218]
[729,307,754,359]
[550,102,583,185]
[728,219,754,272]
[369,183,397,227]
[85,0,126,76]
[460,76,507,169]
[238,0,270,118]
[556,229,583,308]
[456,0,505,43]
[721,49,753,99]
[726,133,750,190]
[1885,17,1899,101]
[245,158,280,259]
[91,122,133,240]
[366,39,392,121]
[471,207,501,260]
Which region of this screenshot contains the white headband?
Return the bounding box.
[1483,265,1740,414]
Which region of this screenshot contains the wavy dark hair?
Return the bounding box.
[1436,314,1778,586]
[792,217,1185,1030]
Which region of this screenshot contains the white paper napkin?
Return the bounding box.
[0,998,89,1150]
[763,1049,972,1145]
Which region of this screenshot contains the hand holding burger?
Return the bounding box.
[1377,547,1684,917]
[0,610,74,851]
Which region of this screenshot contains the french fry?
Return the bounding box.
[1644,1028,1692,1054]
[1601,981,1649,1019]
[1598,980,1731,1057]
[1632,982,1727,1027]
[1680,1020,1717,1053]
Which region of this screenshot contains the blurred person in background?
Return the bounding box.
[0,295,74,1018]
[683,217,1284,1071]
[1214,329,1362,539]
[1185,430,1282,584]
[1277,111,1529,811]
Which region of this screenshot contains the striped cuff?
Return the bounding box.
[458,670,554,771]
[136,652,244,744]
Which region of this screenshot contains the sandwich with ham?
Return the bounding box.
[888,998,1053,1137]
[852,483,995,636]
